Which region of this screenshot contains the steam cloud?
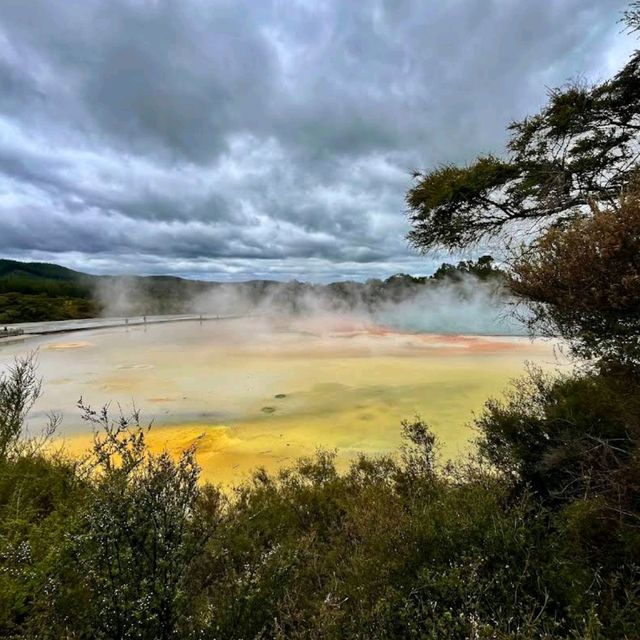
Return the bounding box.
[93,274,525,336]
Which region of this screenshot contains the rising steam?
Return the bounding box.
[93,273,525,336]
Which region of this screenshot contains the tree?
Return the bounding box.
[0,354,41,461]
[405,5,640,540]
[406,6,640,373]
[406,12,640,253]
[624,1,640,33]
[510,185,640,371]
[431,255,503,281]
[0,353,60,461]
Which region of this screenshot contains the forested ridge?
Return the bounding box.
[0,256,503,324]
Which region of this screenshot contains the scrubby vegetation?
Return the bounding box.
[509,190,640,372]
[0,293,97,324]
[0,355,639,639]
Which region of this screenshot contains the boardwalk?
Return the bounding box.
[0,314,249,340]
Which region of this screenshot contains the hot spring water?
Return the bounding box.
[0,316,557,484]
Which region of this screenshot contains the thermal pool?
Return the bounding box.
[0,316,559,484]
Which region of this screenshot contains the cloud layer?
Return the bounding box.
[0,0,634,281]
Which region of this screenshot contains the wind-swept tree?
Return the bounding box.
[407,5,640,371]
[406,7,640,252]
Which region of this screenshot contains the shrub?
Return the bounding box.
[510,186,640,372]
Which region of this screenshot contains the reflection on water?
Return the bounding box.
[0,316,559,484]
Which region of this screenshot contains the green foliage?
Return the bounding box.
[476,369,640,537]
[0,355,42,461]
[0,453,86,638]
[624,1,640,33]
[431,255,503,282]
[407,33,640,252]
[73,400,217,640]
[0,292,98,323]
[0,261,95,319]
[407,157,521,250]
[0,275,91,298]
[184,432,639,639]
[0,356,84,638]
[0,259,90,283]
[0,259,98,322]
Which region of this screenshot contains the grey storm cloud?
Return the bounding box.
[0,0,635,281]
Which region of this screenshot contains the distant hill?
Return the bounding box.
[0,260,96,324]
[0,259,92,282]
[0,259,95,294]
[0,257,505,324]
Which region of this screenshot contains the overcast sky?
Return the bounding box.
[0,0,635,282]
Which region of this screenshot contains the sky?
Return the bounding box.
[0,0,636,282]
